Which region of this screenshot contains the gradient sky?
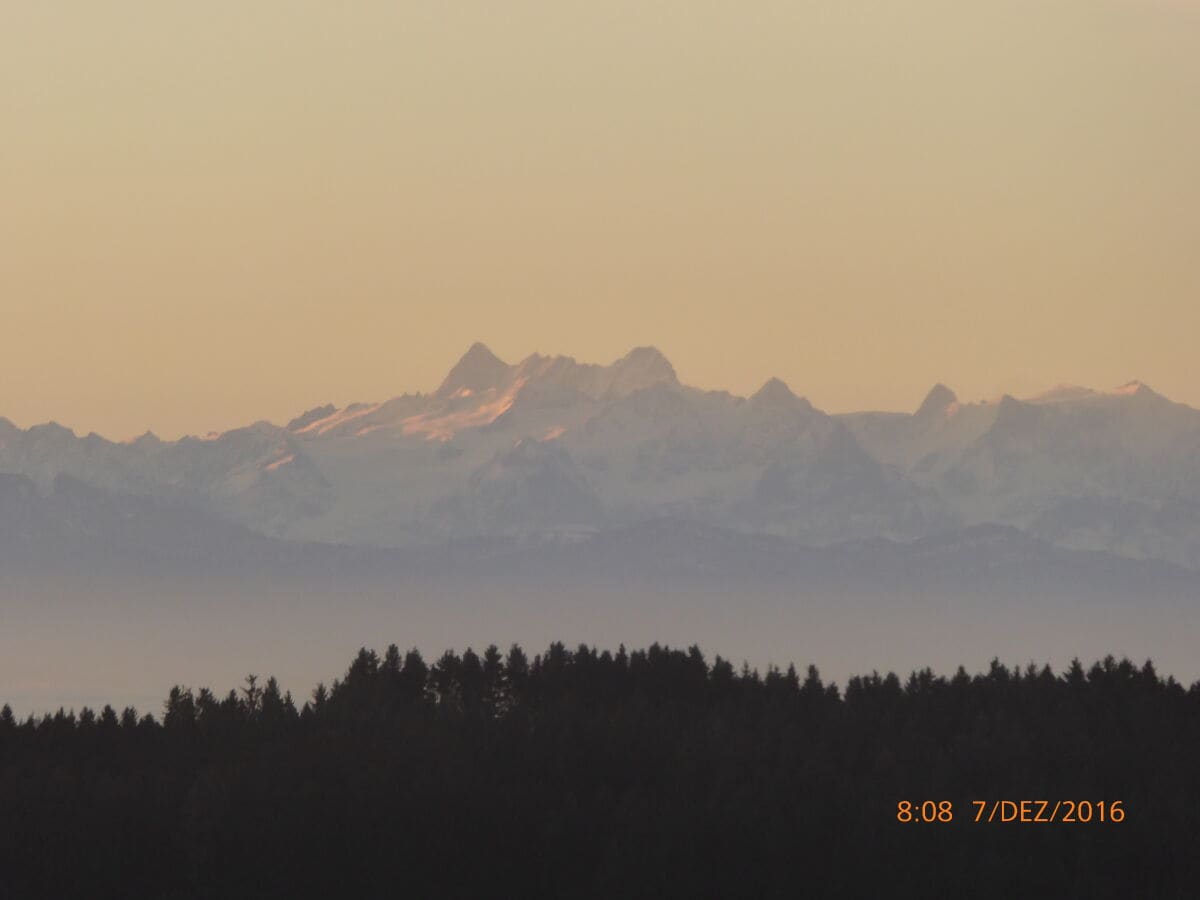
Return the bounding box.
[3,1,1198,440]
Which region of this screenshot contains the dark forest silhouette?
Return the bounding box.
[2,643,1198,898]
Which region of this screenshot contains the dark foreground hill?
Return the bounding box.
[1,643,1198,899]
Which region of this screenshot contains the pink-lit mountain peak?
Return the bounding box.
[1111,380,1160,400]
[437,343,678,403]
[279,345,684,443]
[436,342,513,398]
[1026,381,1161,405]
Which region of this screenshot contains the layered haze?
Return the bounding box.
[5,343,1200,564]
[3,0,1198,713]
[2,345,1197,713]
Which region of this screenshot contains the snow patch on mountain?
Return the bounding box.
[3,345,1200,566]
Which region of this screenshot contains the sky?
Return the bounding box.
[2,0,1199,440]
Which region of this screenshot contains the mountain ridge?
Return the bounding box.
[2,344,1197,567]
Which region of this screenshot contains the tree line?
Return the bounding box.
[1,643,1198,898]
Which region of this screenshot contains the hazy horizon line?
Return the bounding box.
[0,341,1181,443]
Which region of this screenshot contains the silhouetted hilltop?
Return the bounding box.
[1,643,1198,898]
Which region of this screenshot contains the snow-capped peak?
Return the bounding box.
[436,342,513,398]
[287,404,337,432]
[1027,384,1097,404]
[1022,381,1164,405]
[1111,380,1158,399]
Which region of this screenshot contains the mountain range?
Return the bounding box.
[4,344,1199,712]
[2,343,1198,568]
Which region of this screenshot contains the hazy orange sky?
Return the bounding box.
[3,1,1198,439]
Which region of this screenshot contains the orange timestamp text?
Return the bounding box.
[896,800,1126,824]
